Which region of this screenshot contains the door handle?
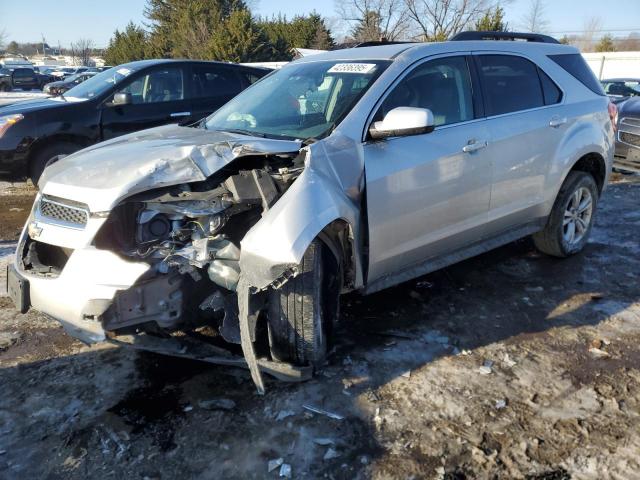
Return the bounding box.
[549,116,567,128]
[462,140,488,153]
[170,111,191,118]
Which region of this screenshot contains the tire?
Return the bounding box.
[29,142,79,186]
[267,240,340,369]
[0,83,9,92]
[533,171,599,257]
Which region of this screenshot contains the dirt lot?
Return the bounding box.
[1,175,639,479]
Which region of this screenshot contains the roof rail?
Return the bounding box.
[353,40,414,48]
[450,31,560,44]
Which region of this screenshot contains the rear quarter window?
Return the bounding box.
[548,53,605,96]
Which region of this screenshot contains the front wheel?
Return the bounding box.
[533,171,599,257]
[267,240,340,370]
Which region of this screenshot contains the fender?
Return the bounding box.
[542,109,614,216]
[239,140,365,290]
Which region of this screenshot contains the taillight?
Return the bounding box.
[608,102,618,133]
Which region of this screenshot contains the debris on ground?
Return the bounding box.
[313,438,335,446]
[478,359,494,375]
[302,405,344,420]
[323,447,340,461]
[495,399,507,410]
[268,458,284,473]
[278,463,292,478]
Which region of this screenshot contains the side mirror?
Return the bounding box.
[369,107,435,140]
[111,92,132,106]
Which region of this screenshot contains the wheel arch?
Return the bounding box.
[27,134,91,172]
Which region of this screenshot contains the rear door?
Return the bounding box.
[474,53,565,233]
[100,64,191,140]
[363,54,493,282]
[188,64,247,122]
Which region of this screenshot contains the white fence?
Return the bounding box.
[583,51,640,80]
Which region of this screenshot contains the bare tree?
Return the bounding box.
[0,29,7,50]
[576,17,602,52]
[336,0,411,42]
[521,0,549,33]
[70,38,94,66]
[404,0,494,42]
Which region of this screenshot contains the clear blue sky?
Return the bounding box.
[1,0,639,48]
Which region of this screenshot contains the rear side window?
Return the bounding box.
[476,55,544,116]
[548,53,605,95]
[538,68,563,105]
[242,71,265,85]
[191,66,242,99]
[13,69,33,77]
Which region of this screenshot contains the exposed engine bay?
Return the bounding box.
[91,155,304,343]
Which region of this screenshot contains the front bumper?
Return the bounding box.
[614,117,640,173]
[10,243,150,344]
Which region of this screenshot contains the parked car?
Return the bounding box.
[43,72,97,95]
[601,78,640,104]
[7,33,614,392]
[613,97,640,172]
[0,59,268,182]
[9,68,40,90]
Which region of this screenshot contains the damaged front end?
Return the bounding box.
[12,123,366,393]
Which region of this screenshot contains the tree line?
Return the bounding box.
[104,0,335,65]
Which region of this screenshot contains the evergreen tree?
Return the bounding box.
[474,6,508,32]
[209,9,272,62]
[104,23,150,66]
[143,0,247,58]
[595,34,616,52]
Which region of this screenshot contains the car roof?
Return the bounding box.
[116,59,263,70]
[293,40,578,64]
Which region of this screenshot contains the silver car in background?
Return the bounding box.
[8,34,615,392]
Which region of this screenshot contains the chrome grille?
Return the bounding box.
[620,131,640,148]
[38,196,89,227]
[620,117,640,128]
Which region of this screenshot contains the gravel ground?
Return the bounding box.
[0,175,639,479]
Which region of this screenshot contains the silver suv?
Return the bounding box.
[8,34,615,392]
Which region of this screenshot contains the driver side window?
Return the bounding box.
[378,56,474,127]
[118,67,184,105]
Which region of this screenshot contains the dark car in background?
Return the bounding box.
[614,97,640,173]
[10,68,40,90]
[602,78,640,104]
[0,59,268,183]
[43,72,97,95]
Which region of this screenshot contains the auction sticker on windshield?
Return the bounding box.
[328,63,377,74]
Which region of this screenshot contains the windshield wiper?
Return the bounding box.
[212,128,267,138]
[59,93,67,102]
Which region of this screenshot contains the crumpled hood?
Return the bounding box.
[40,124,302,212]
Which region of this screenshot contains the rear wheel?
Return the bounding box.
[267,239,340,370]
[29,142,80,186]
[533,171,599,257]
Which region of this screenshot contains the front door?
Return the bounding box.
[100,65,191,140]
[364,55,492,283]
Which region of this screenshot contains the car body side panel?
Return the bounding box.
[541,100,614,213]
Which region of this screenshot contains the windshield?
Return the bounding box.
[204,60,390,141]
[64,66,137,100]
[603,80,640,97]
